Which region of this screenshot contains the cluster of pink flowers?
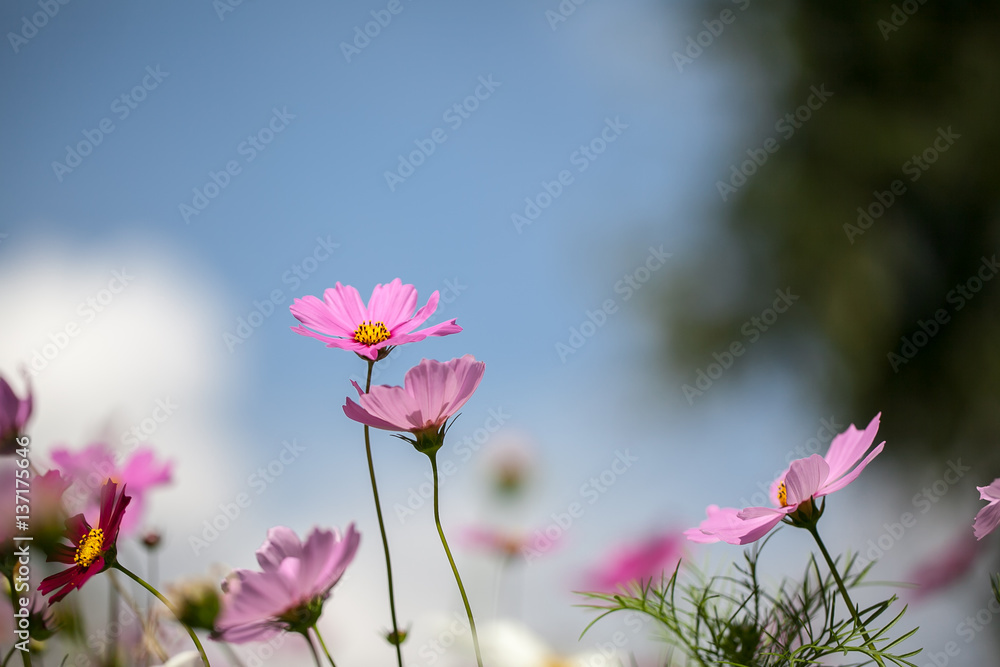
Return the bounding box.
[10,275,1000,666]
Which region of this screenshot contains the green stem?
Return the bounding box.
[302,631,322,667]
[109,570,120,665]
[1,645,14,667]
[312,626,337,667]
[806,526,885,667]
[362,359,405,666]
[114,564,211,667]
[428,451,483,667]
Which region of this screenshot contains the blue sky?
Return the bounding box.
[3,0,983,664]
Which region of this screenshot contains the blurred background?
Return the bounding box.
[2,0,999,664]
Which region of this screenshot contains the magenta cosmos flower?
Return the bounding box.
[343,355,485,452]
[973,478,1000,540]
[586,531,686,592]
[686,414,884,545]
[0,372,32,455]
[52,443,171,535]
[290,278,462,360]
[214,525,360,643]
[39,479,131,602]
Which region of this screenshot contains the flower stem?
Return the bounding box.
[362,359,406,666]
[806,526,885,667]
[302,631,322,667]
[312,626,337,667]
[114,564,211,667]
[1,645,14,667]
[428,451,483,667]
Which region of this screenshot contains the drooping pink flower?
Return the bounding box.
[906,532,984,600]
[686,414,884,545]
[343,355,485,452]
[586,531,686,592]
[973,478,1000,540]
[214,525,360,643]
[51,443,171,535]
[39,479,131,602]
[290,279,462,360]
[0,371,32,455]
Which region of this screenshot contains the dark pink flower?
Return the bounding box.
[39,480,131,602]
[51,443,171,535]
[973,478,1000,540]
[686,414,884,545]
[290,279,462,360]
[343,355,485,452]
[0,372,32,455]
[214,525,360,643]
[586,531,685,592]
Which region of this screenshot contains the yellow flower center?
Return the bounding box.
[74,528,105,567]
[354,321,390,346]
[777,482,789,507]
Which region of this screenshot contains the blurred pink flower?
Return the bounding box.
[0,371,32,455]
[290,278,462,360]
[973,478,1000,540]
[51,443,171,535]
[906,532,984,600]
[586,531,685,592]
[461,526,551,559]
[686,414,884,545]
[214,525,360,643]
[343,355,485,452]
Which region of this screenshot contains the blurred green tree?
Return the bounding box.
[659,1,1000,465]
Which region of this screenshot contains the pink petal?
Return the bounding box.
[256,526,304,572]
[974,500,1000,540]
[817,442,884,497]
[978,479,1000,502]
[783,455,829,506]
[366,279,418,330]
[391,289,441,335]
[323,283,369,330]
[823,413,880,482]
[288,294,355,338]
[342,395,406,431]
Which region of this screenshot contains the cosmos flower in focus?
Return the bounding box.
[343,355,485,453]
[686,414,884,545]
[290,279,462,360]
[39,479,131,602]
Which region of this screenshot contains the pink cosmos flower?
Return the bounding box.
[686,414,884,545]
[973,478,1000,540]
[290,279,462,360]
[586,531,686,592]
[51,443,171,535]
[214,524,360,643]
[343,355,485,451]
[0,372,32,455]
